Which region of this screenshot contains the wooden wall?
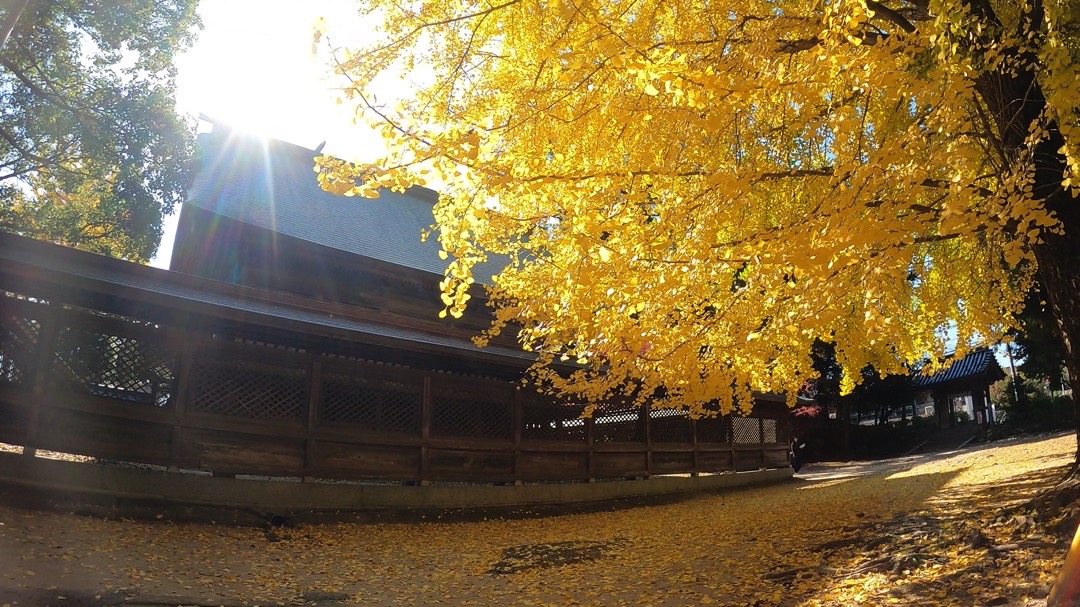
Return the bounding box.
[170,205,499,337]
[0,291,791,483]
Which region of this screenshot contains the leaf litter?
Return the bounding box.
[0,433,1075,606]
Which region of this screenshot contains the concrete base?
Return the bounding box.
[0,451,791,522]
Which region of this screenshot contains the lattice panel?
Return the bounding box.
[322,372,420,433]
[594,406,643,443]
[53,327,177,406]
[0,313,38,386]
[733,416,761,444]
[695,415,730,444]
[431,385,513,439]
[190,360,305,420]
[521,391,586,442]
[762,418,779,443]
[651,410,693,443]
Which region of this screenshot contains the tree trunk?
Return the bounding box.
[970,0,1080,464]
[1021,93,1080,463]
[981,62,1080,607]
[1033,185,1080,462]
[964,5,1080,603]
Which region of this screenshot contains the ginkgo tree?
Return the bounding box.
[316,0,1080,425]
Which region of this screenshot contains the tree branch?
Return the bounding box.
[756,168,835,181]
[0,57,101,127]
[360,0,523,58]
[866,1,917,33]
[0,0,29,50]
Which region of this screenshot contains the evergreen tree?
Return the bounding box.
[0,0,201,261]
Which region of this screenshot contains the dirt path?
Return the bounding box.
[1,433,1075,607]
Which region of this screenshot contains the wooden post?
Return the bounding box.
[302,357,322,482]
[167,337,197,472]
[512,388,523,485]
[728,415,736,472]
[419,375,431,485]
[642,402,652,479]
[691,416,699,477]
[948,392,956,428]
[586,412,595,481]
[25,309,60,458]
[759,416,767,469]
[932,389,948,428]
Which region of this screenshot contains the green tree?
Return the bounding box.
[0,0,201,261]
[1011,281,1070,391]
[996,375,1075,432]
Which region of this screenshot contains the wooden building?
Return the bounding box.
[170,126,504,340]
[0,125,791,484]
[913,348,1006,427]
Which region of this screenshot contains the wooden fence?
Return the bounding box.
[0,258,790,484]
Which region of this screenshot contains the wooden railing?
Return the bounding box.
[0,246,790,483]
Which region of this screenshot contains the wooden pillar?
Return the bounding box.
[24,309,60,458]
[512,389,522,485]
[970,381,987,426]
[690,416,699,477]
[586,412,595,481]
[419,375,431,485]
[759,415,766,470]
[302,357,322,481]
[167,337,197,472]
[642,402,652,479]
[948,392,956,428]
[728,414,736,472]
[932,389,949,429]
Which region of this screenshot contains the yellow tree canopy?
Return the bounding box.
[316,0,1079,414]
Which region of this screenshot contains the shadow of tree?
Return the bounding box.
[783,462,1073,606]
[652,469,966,606]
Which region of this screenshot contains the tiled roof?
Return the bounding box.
[913,348,1006,388]
[0,231,533,366]
[185,128,506,282]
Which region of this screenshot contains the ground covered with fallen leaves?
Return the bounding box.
[1,433,1077,606]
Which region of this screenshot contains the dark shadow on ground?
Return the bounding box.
[0,472,792,528]
[785,458,1072,606]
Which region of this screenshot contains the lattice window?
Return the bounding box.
[594,406,643,443]
[695,415,730,444]
[732,416,761,444]
[322,372,420,434]
[651,409,693,443]
[521,390,586,442]
[53,327,177,406]
[0,313,39,386]
[431,384,512,439]
[190,360,305,420]
[762,418,778,443]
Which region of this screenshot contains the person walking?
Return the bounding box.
[789,436,806,473]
